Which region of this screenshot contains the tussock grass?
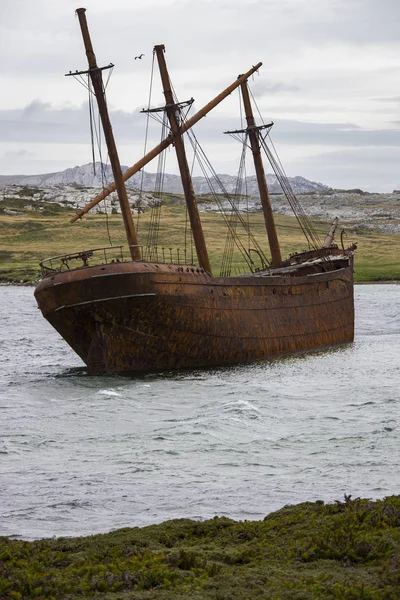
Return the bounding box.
[0,203,399,283]
[1,496,399,599]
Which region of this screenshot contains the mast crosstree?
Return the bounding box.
[70,61,263,223]
[74,8,141,260]
[154,44,211,274]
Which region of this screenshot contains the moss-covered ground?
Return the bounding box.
[0,496,399,599]
[0,197,399,283]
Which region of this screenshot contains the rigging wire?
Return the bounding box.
[248,86,322,251]
[238,85,251,251]
[144,114,168,260]
[186,139,197,264]
[137,51,157,232]
[220,135,249,276]
[71,66,117,247]
[171,80,196,263]
[184,126,269,272]
[87,74,113,245]
[168,75,270,271]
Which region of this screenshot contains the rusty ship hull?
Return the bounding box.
[34,258,354,374]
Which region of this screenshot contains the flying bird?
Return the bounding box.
[135,54,145,60]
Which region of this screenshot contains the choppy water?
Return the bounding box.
[0,284,399,540]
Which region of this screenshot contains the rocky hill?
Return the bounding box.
[1,164,399,235]
[0,162,329,196]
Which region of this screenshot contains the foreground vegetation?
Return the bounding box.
[0,496,399,599]
[0,197,399,283]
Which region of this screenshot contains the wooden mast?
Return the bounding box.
[75,8,141,261]
[154,44,212,274]
[70,63,263,223]
[240,81,282,267]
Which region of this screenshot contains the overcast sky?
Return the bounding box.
[1,0,399,191]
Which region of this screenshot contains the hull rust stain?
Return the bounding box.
[35,261,354,374]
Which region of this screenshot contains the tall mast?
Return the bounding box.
[240,82,282,267]
[70,62,262,223]
[74,8,141,261]
[154,45,212,274]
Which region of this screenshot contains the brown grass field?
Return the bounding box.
[0,202,399,283]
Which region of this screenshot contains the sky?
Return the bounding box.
[1,0,400,191]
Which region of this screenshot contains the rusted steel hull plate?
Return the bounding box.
[34,261,354,374]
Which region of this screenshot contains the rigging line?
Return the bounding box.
[241,133,250,252]
[138,50,156,232]
[191,140,267,266]
[88,74,113,245]
[100,152,113,247]
[154,80,196,263]
[239,85,244,131]
[147,113,167,126]
[266,133,320,245]
[221,142,247,276]
[185,127,268,269]
[269,144,322,248]
[88,78,97,172]
[71,68,115,246]
[238,145,251,268]
[275,173,321,247]
[260,135,320,249]
[170,80,195,131]
[153,119,168,254]
[181,108,269,266]
[78,66,113,94]
[186,127,267,257]
[248,86,298,202]
[225,143,247,275]
[166,85,265,268]
[248,84,266,128]
[262,142,313,246]
[72,74,92,93]
[268,166,319,251]
[248,85,321,248]
[238,80,249,263]
[236,86,247,233]
[100,70,114,247]
[103,65,114,90]
[191,145,254,269]
[101,176,113,246]
[145,116,167,259]
[185,137,197,260]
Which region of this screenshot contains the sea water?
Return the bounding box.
[0,284,399,539]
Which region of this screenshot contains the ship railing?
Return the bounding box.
[39,245,126,276]
[141,246,196,265]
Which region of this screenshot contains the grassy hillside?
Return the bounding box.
[0,496,399,599]
[0,199,399,283]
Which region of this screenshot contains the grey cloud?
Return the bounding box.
[374,96,400,103]
[251,81,300,97]
[268,0,400,45]
[272,120,400,148]
[0,100,148,144]
[3,149,33,158]
[2,100,399,152]
[193,112,400,148]
[290,146,400,191]
[4,0,399,81]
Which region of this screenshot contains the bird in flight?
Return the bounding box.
[135,54,145,60]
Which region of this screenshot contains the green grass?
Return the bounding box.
[0,201,399,283]
[0,496,399,599]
